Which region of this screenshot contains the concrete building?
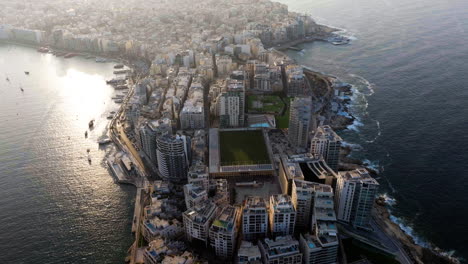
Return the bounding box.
[310,126,342,172]
[299,179,338,264]
[242,196,269,241]
[209,205,240,259]
[291,180,331,229]
[188,165,210,190]
[335,168,379,230]
[216,55,234,77]
[237,241,262,264]
[269,194,296,237]
[140,118,172,165]
[259,236,302,264]
[286,65,307,97]
[184,183,208,209]
[219,79,246,128]
[157,134,190,181]
[180,83,205,130]
[183,200,218,246]
[143,217,183,241]
[288,97,312,149]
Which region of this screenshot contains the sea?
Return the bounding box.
[279,0,468,261]
[1,0,468,262]
[0,44,135,263]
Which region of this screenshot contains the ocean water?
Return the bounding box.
[279,0,468,261]
[0,44,135,263]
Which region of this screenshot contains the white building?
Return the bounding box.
[237,241,262,264]
[140,118,172,165]
[286,65,307,97]
[180,82,205,130]
[209,205,240,259]
[259,236,302,264]
[310,126,342,172]
[218,79,245,128]
[157,134,190,181]
[269,194,296,237]
[183,200,218,246]
[143,217,183,241]
[335,168,379,230]
[242,196,268,241]
[184,183,208,209]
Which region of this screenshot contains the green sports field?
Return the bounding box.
[219,130,270,165]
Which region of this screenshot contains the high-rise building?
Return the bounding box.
[291,180,332,229]
[310,126,342,172]
[237,241,262,264]
[183,200,218,246]
[219,78,245,128]
[259,236,303,264]
[242,196,268,241]
[209,205,240,259]
[269,194,296,237]
[299,179,338,264]
[285,65,307,97]
[139,118,172,165]
[184,184,208,209]
[157,134,190,181]
[216,55,234,77]
[288,97,312,149]
[335,168,379,230]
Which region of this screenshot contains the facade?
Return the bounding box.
[288,97,312,149]
[180,83,205,130]
[259,236,303,264]
[184,183,208,209]
[209,205,240,259]
[237,241,262,264]
[188,165,210,190]
[157,134,190,181]
[142,217,183,241]
[139,118,172,165]
[219,79,245,128]
[310,126,342,172]
[285,65,307,97]
[290,180,328,229]
[242,196,269,241]
[183,200,218,246]
[335,168,379,230]
[269,194,296,237]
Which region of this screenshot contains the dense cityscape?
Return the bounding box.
[0,0,461,264]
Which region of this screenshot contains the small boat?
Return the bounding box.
[89,119,94,128]
[85,131,88,138]
[24,71,30,75]
[110,111,116,114]
[88,156,92,163]
[98,136,112,145]
[107,115,113,120]
[64,53,78,58]
[86,149,90,153]
[20,87,24,92]
[114,99,123,104]
[6,77,9,82]
[114,64,124,69]
[95,57,107,63]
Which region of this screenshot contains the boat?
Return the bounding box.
[328,35,351,45]
[98,136,112,145]
[114,99,123,104]
[6,77,9,82]
[20,87,24,92]
[115,85,128,90]
[24,71,29,75]
[85,55,95,59]
[88,156,92,163]
[37,47,49,53]
[88,119,94,128]
[107,114,114,120]
[86,148,90,153]
[85,131,88,138]
[95,57,107,63]
[114,64,124,69]
[110,111,116,114]
[113,70,128,75]
[64,53,78,58]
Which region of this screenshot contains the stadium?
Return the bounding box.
[209,128,275,178]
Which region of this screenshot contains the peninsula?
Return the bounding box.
[0,0,458,263]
